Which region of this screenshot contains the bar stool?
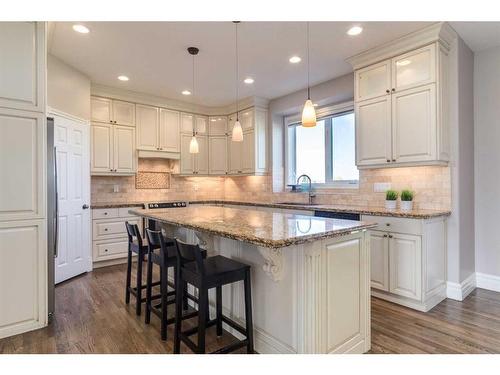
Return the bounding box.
[173,239,254,354]
[125,222,161,316]
[145,228,204,340]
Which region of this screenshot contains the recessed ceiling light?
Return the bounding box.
[117,75,129,81]
[396,59,412,67]
[347,26,363,36]
[289,56,302,64]
[244,77,254,84]
[182,90,191,96]
[72,24,90,34]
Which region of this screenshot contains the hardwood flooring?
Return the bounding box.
[1,263,500,354]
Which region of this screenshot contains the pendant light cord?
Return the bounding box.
[307,21,310,100]
[235,21,239,121]
[192,53,196,136]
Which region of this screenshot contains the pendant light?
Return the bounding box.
[231,21,243,142]
[188,47,200,153]
[301,22,317,128]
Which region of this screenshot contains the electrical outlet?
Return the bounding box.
[374,182,391,193]
[113,184,120,193]
[193,184,199,192]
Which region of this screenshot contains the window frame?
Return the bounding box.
[284,101,358,190]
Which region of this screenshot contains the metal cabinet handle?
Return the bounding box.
[104,249,108,252]
[386,223,390,226]
[386,89,390,94]
[392,159,396,162]
[386,159,391,163]
[104,228,108,231]
[392,88,396,92]
[388,235,393,238]
[82,204,89,209]
[104,212,108,215]
[383,234,388,238]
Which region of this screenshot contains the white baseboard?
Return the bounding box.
[446,273,476,301]
[476,272,500,293]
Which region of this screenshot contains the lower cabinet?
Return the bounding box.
[92,208,142,265]
[363,215,446,312]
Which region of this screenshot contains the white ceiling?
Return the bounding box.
[49,21,438,106]
[450,22,500,52]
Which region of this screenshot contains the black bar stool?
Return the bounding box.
[125,222,161,316]
[145,228,204,340]
[173,239,254,354]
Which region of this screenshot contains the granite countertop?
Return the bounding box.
[91,202,145,209]
[129,206,377,249]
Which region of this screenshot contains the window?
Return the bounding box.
[286,105,358,187]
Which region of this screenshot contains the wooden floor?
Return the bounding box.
[1,263,500,354]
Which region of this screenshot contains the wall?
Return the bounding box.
[47,54,91,120]
[474,44,500,278]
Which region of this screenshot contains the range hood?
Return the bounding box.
[138,150,180,160]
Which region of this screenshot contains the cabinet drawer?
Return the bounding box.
[92,208,119,219]
[93,239,129,261]
[93,217,141,240]
[362,215,422,235]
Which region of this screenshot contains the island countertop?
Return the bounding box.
[129,205,377,249]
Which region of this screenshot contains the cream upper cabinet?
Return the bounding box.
[136,104,158,151]
[209,116,227,136]
[194,136,209,175]
[113,126,136,174]
[112,100,135,127]
[392,84,436,163]
[241,130,255,173]
[91,123,112,174]
[389,233,422,301]
[180,113,195,134]
[209,136,228,175]
[228,138,243,174]
[159,109,180,153]
[353,41,448,169]
[392,44,436,92]
[195,115,208,135]
[180,134,195,175]
[355,59,391,102]
[239,109,254,131]
[370,231,389,292]
[355,96,392,166]
[91,97,135,126]
[0,22,45,112]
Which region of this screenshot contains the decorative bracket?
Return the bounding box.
[257,247,284,282]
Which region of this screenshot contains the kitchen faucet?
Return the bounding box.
[296,174,316,205]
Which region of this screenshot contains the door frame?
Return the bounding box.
[48,108,93,277]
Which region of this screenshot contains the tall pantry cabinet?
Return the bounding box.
[0,22,48,339]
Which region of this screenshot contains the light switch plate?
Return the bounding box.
[374,182,391,192]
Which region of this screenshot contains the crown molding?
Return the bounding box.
[346,22,457,70]
[91,83,268,116]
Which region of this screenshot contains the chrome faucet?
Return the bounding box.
[296,174,316,205]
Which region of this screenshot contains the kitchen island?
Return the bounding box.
[129,205,377,354]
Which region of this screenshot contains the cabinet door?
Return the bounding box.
[241,130,255,173]
[389,233,422,301]
[195,115,208,135]
[370,231,389,291]
[180,113,194,134]
[209,136,227,175]
[228,138,243,174]
[194,136,209,175]
[355,60,391,102]
[392,44,436,92]
[159,109,180,152]
[136,104,159,151]
[180,134,195,174]
[392,84,436,163]
[113,126,136,174]
[112,100,135,126]
[0,22,45,112]
[209,116,227,136]
[239,109,254,131]
[355,96,392,166]
[91,97,112,124]
[91,123,112,174]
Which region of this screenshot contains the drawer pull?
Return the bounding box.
[386,223,390,226]
[104,212,108,215]
[383,234,388,238]
[104,249,108,252]
[104,228,108,231]
[388,235,393,238]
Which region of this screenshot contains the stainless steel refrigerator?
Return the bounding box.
[47,117,57,321]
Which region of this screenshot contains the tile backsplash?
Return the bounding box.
[92,159,451,211]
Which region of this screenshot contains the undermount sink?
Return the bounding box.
[277,202,319,206]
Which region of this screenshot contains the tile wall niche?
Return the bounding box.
[91,160,451,211]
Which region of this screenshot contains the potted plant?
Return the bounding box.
[385,190,398,210]
[400,189,414,211]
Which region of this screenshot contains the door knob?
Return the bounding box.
[82,204,89,209]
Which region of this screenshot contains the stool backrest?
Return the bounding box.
[125,222,143,248]
[174,238,206,276]
[145,228,174,259]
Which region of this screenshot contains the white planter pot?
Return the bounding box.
[400,200,413,211]
[385,200,397,210]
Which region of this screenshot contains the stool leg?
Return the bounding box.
[174,274,183,354]
[197,286,208,354]
[135,250,143,316]
[244,269,254,353]
[216,286,222,336]
[160,264,168,341]
[182,282,189,310]
[145,251,153,324]
[125,247,132,304]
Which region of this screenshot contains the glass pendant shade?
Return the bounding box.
[189,135,199,154]
[232,119,243,142]
[301,99,317,127]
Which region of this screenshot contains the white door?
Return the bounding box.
[370,231,389,291]
[53,114,91,284]
[389,233,422,300]
[209,136,228,175]
[391,84,436,163]
[355,95,392,166]
[159,108,180,152]
[392,44,436,92]
[113,125,136,173]
[136,104,159,151]
[355,59,391,102]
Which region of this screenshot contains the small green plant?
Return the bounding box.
[386,190,398,201]
[401,189,414,201]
